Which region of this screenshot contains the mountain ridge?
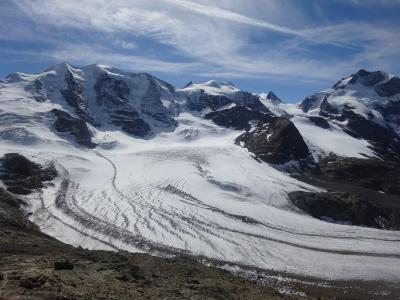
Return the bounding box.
[1,63,400,286]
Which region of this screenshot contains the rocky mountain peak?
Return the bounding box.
[44,62,74,72]
[349,69,388,87]
[182,81,193,88]
[204,80,221,88]
[260,91,283,104]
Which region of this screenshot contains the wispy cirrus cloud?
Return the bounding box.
[1,0,399,100]
[162,0,301,36]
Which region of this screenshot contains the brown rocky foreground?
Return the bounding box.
[2,187,400,300]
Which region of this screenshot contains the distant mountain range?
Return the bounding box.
[1,63,400,282]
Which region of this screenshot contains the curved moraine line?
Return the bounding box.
[42,151,399,259]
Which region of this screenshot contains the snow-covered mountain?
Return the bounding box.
[296,69,400,160]
[2,63,178,143]
[178,79,270,114]
[1,63,400,282]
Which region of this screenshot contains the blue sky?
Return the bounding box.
[1,0,399,102]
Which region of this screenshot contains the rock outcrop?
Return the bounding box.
[52,109,96,148]
[236,117,310,164]
[205,106,273,130]
[187,92,233,111]
[289,191,400,230]
[61,69,93,123]
[0,153,57,195]
[318,155,400,196]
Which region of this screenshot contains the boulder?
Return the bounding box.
[54,260,74,270]
[19,274,47,289]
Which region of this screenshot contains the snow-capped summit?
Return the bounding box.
[178,80,270,114]
[296,69,400,161]
[258,91,289,117]
[1,63,179,146]
[178,79,240,97]
[300,69,399,115]
[259,91,283,104]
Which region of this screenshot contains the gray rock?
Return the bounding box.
[349,69,386,87]
[289,191,400,230]
[375,77,400,97]
[187,92,233,111]
[94,73,152,137]
[205,106,273,130]
[0,153,57,195]
[236,117,310,164]
[52,109,96,148]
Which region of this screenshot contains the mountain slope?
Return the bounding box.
[2,63,178,142]
[297,69,400,160]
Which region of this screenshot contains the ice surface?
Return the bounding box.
[291,116,376,159]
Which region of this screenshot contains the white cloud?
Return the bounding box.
[4,0,400,82]
[341,0,400,6]
[47,44,202,73]
[162,0,301,36]
[113,39,137,49]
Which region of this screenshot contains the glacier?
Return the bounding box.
[1,63,400,281]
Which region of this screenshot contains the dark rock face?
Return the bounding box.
[319,96,340,116]
[308,116,330,129]
[0,187,32,228]
[187,90,269,114]
[110,109,151,137]
[299,93,325,112]
[320,101,400,161]
[348,70,386,87]
[139,75,178,129]
[236,117,310,164]
[343,111,400,161]
[236,92,270,112]
[187,92,233,111]
[375,77,400,97]
[382,101,400,138]
[265,91,282,104]
[289,191,400,230]
[384,100,400,116]
[24,79,46,102]
[204,106,273,130]
[318,155,400,196]
[94,74,151,137]
[52,109,96,148]
[61,70,94,124]
[54,260,74,270]
[95,73,130,106]
[344,113,391,143]
[0,153,57,195]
